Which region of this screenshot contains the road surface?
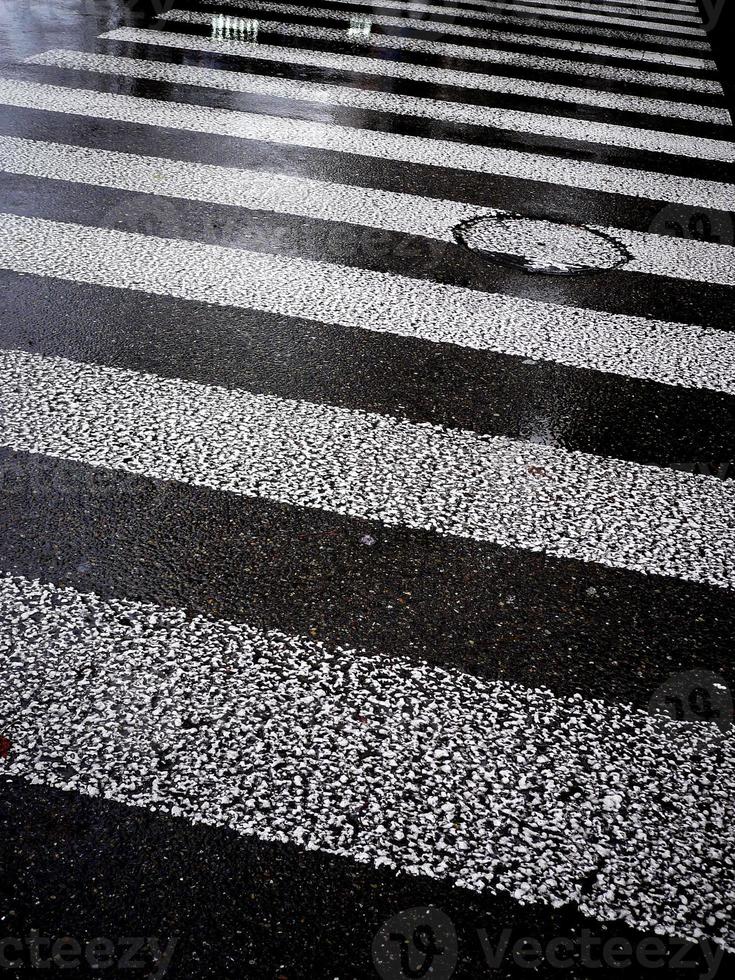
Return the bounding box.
[0,0,733,977]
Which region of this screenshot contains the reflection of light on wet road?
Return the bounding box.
[2,0,735,969]
[210,12,259,43]
[346,16,372,40]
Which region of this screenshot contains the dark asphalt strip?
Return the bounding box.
[0,775,730,980]
[0,171,732,331]
[1,447,733,707]
[157,12,723,87]
[94,34,731,140]
[1,269,733,472]
[176,0,713,54]
[0,103,732,244]
[4,60,733,183]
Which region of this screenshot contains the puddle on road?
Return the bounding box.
[453,213,632,275]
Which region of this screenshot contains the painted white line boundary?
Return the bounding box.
[2,573,733,950]
[1,348,735,586]
[2,135,733,286]
[0,80,731,209]
[24,48,735,161]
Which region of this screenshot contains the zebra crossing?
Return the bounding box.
[0,0,734,975]
[165,4,719,69]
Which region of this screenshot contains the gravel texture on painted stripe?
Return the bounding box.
[1,573,733,949]
[253,0,706,30]
[24,48,734,162]
[409,0,704,22]
[193,0,710,44]
[475,0,701,11]
[2,136,733,286]
[0,80,731,209]
[460,0,701,14]
[101,28,731,124]
[1,349,735,587]
[443,0,701,10]
[163,6,717,74]
[2,214,735,390]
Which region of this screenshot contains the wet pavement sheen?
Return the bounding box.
[1,1,734,978]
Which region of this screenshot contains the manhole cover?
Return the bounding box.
[453,213,631,275]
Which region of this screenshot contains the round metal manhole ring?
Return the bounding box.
[452,213,633,276]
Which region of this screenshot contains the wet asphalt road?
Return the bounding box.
[0,1,734,977]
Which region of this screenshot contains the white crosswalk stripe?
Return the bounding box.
[2,135,732,286]
[1,79,731,208]
[25,48,734,160]
[2,572,733,951]
[192,0,712,42]
[1,0,734,958]
[2,348,734,587]
[2,213,734,392]
[164,6,717,70]
[100,27,731,124]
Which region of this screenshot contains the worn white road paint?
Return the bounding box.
[26,48,734,161]
[101,28,731,124]
[191,0,711,44]
[3,213,735,391]
[162,6,718,73]
[250,0,706,31]
[1,573,733,949]
[414,0,704,22]
[1,80,731,209]
[462,0,700,10]
[2,213,735,392]
[2,136,733,287]
[467,0,701,14]
[2,349,735,586]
